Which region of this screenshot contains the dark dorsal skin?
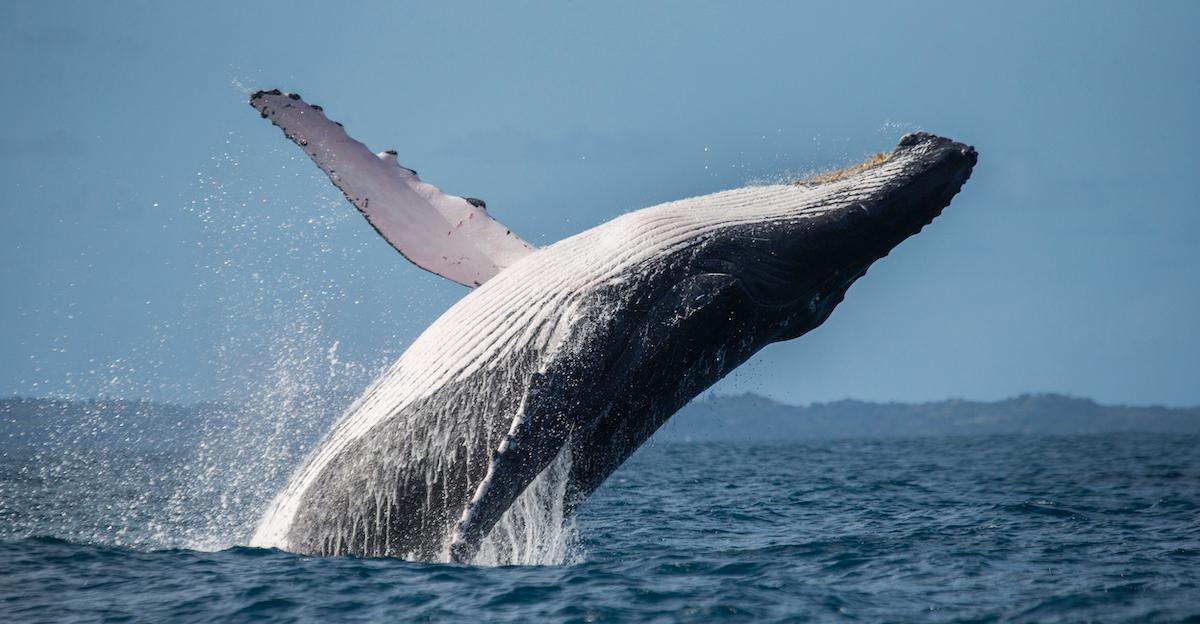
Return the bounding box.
[563,135,980,517]
[253,129,978,563]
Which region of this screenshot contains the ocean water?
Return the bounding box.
[2,433,1198,622]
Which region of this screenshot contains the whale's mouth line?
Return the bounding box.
[697,255,866,312]
[743,263,869,312]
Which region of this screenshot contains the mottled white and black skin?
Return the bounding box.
[245,90,976,562]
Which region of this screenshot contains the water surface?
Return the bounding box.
[2,434,1197,622]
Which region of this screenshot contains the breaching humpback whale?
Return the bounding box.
[245,89,977,563]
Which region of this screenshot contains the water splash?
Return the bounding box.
[474,448,582,566]
[2,136,406,552]
[154,316,346,551]
[176,140,582,564]
[7,116,580,566]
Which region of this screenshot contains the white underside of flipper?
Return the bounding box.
[250,89,535,287]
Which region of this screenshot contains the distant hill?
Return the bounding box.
[2,393,1198,451]
[655,393,1200,441]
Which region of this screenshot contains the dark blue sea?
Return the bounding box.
[2,434,1198,622]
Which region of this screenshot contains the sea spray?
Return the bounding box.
[473,447,582,566]
[181,142,583,564]
[156,314,346,551]
[2,139,422,552]
[152,145,388,550]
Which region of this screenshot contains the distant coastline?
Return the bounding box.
[658,393,1200,441]
[2,393,1198,449]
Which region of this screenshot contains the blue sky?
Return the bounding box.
[1,1,1197,407]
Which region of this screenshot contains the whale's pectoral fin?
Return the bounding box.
[448,373,583,563]
[249,89,536,288]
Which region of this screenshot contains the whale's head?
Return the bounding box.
[695,132,977,343]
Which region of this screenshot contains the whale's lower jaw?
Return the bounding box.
[251,133,977,562]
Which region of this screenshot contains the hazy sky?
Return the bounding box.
[2,1,1197,407]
